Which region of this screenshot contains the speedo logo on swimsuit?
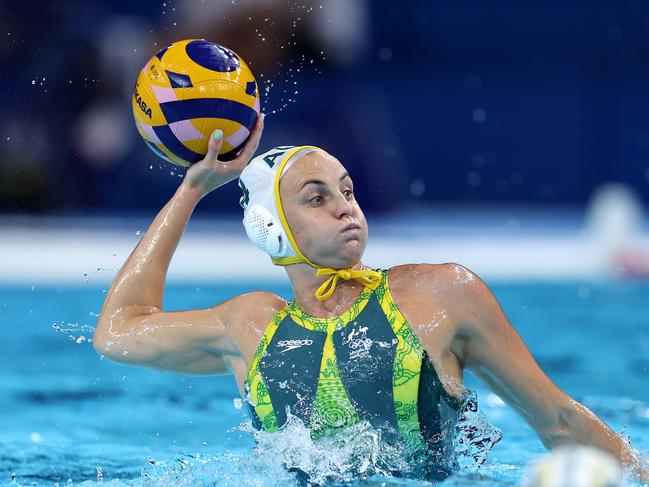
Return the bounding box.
[276,339,313,354]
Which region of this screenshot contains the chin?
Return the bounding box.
[308,249,364,269]
[332,246,366,269]
[304,237,366,269]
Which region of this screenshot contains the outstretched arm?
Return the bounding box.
[439,263,648,481]
[93,116,267,374]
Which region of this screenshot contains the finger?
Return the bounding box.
[236,113,264,164]
[204,129,224,163]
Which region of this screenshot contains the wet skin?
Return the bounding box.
[224,152,465,399]
[93,121,648,480]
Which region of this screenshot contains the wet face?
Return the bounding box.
[279,151,368,269]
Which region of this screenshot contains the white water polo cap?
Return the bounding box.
[238,145,382,301]
[238,145,321,263]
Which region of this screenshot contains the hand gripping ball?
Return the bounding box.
[132,39,260,166]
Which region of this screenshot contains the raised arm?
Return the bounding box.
[93,116,271,374]
[436,263,648,481]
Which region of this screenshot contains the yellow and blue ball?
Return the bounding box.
[132,39,260,166]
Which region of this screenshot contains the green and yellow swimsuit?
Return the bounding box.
[244,269,463,469]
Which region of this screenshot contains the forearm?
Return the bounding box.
[98,182,201,326]
[546,400,648,481]
[92,118,262,356]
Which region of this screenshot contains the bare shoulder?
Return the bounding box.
[387,262,480,296]
[224,290,288,326]
[387,262,493,333]
[391,263,511,350]
[220,290,288,363]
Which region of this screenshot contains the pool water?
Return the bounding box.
[1,281,648,486]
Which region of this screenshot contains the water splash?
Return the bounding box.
[82,267,109,283]
[9,389,504,486]
[242,414,413,485]
[454,391,503,471]
[234,390,502,485]
[255,5,324,116]
[52,321,95,346]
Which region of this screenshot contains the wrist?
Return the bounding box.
[176,181,204,207]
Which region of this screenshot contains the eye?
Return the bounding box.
[309,195,323,205]
[343,189,354,199]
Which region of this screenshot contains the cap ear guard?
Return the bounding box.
[243,205,287,258]
[239,145,322,262]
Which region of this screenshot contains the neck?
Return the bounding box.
[285,260,367,318]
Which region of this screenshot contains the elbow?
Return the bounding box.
[92,334,107,357]
[540,423,573,450]
[91,332,144,365]
[92,327,117,359]
[92,321,108,356]
[92,315,115,357]
[91,317,134,362]
[539,401,590,449]
[92,306,145,361]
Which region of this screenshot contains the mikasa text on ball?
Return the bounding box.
[132,39,260,166]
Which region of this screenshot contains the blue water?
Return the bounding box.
[1,281,648,486]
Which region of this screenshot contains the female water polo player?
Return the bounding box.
[93,114,648,482]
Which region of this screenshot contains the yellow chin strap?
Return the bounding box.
[314,267,381,301]
[270,146,381,301]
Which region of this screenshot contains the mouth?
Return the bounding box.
[341,223,361,233]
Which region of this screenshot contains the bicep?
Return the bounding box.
[452,267,572,438]
[93,297,239,374]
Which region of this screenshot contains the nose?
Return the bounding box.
[333,191,353,219]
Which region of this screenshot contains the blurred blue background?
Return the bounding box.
[2,4,649,484]
[2,0,649,215]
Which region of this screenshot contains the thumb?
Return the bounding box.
[204,129,224,163]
